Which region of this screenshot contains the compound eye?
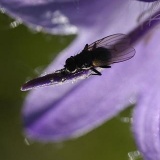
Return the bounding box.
[65,57,76,72]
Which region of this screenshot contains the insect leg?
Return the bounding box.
[90,68,102,76]
[93,43,97,50]
[83,44,89,50]
[100,65,111,68]
[62,78,67,82]
[55,68,66,73]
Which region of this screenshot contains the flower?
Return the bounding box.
[1,0,160,159]
[138,0,158,2]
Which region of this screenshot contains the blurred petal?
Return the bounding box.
[2,0,156,158]
[0,0,83,34]
[19,0,160,142]
[132,30,160,160]
[0,0,149,34]
[4,3,160,160]
[137,0,159,2]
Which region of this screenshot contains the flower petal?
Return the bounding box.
[22,30,137,141]
[137,0,159,2]
[133,92,160,160]
[0,0,148,34]
[132,29,160,160]
[20,1,160,142]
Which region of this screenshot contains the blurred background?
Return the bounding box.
[0,12,141,160]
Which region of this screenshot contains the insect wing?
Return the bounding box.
[88,34,135,64]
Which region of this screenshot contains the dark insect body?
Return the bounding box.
[64,45,112,76]
[21,34,135,91]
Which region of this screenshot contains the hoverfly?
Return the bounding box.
[21,33,135,91]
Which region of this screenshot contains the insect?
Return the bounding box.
[21,33,135,91]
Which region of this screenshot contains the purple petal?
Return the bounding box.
[20,1,160,142]
[0,0,150,34]
[21,69,90,91]
[133,93,160,160]
[137,0,159,2]
[4,3,159,160]
[3,0,160,159]
[132,30,160,160]
[4,0,158,158]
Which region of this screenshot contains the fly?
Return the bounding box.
[21,33,135,91]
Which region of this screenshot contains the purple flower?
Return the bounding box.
[138,0,158,2]
[1,0,160,159]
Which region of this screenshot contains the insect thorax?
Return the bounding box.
[74,50,93,69]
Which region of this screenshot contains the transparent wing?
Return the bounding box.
[87,34,135,65]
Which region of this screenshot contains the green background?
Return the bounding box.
[0,13,141,160]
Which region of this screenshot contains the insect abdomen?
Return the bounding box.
[92,47,112,67]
